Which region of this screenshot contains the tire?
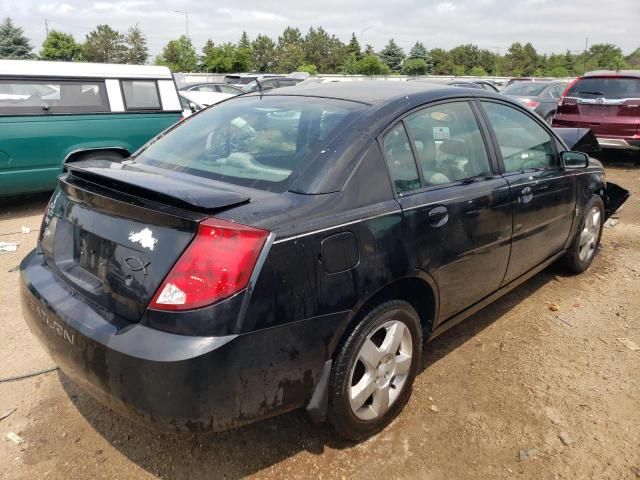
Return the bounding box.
[328,300,423,441]
[563,195,605,274]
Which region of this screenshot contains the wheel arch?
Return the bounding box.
[63,147,131,165]
[328,273,439,361]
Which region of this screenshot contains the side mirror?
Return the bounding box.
[561,151,589,169]
[189,102,199,113]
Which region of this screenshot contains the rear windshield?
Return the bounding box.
[567,77,640,99]
[135,95,365,192]
[501,82,548,96]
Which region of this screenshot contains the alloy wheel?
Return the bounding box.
[348,320,413,421]
[578,206,601,262]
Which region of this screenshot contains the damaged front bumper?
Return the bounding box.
[604,181,630,220]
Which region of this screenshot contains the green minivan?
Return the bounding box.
[0,60,183,197]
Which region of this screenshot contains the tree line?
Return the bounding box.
[1,17,639,77]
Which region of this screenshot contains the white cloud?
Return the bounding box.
[436,2,456,13]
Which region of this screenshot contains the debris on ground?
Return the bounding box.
[0,408,16,422]
[0,242,19,254]
[617,338,640,352]
[605,219,619,228]
[518,448,538,462]
[543,406,562,425]
[429,405,439,413]
[6,432,24,445]
[548,303,560,312]
[558,431,575,446]
[551,315,574,327]
[7,265,19,273]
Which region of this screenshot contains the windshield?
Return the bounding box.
[567,77,640,99]
[502,82,548,96]
[135,95,365,192]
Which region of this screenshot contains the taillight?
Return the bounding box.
[619,101,640,117]
[521,99,540,109]
[557,97,579,115]
[150,218,268,311]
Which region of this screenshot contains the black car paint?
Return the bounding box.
[20,83,628,433]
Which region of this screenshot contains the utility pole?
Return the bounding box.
[174,10,189,38]
[44,18,49,36]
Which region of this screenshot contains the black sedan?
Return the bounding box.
[501,80,569,122]
[20,82,627,441]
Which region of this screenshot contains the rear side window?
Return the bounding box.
[405,101,491,186]
[121,80,161,110]
[482,101,557,172]
[135,95,364,192]
[567,77,640,99]
[0,80,108,114]
[383,123,421,194]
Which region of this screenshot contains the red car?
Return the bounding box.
[553,71,640,151]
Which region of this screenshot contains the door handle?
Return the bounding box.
[428,206,449,227]
[519,186,533,204]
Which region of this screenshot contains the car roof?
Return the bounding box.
[258,81,467,105]
[583,70,640,78]
[0,59,173,79]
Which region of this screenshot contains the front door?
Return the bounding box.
[479,100,576,284]
[381,101,512,323]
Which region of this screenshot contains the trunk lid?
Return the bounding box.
[40,161,252,322]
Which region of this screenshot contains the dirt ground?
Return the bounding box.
[0,159,639,480]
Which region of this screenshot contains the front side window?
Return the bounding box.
[0,80,108,114]
[382,123,421,194]
[121,80,161,110]
[404,101,492,186]
[135,95,364,192]
[481,101,556,172]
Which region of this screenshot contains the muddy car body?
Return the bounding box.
[20,82,628,440]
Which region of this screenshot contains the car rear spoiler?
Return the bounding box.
[604,182,630,220]
[553,128,600,154]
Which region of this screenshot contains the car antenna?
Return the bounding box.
[255,78,264,98]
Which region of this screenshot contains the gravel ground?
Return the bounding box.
[0,162,638,480]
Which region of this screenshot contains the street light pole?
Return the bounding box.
[174,10,189,38]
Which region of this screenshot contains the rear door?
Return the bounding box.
[479,100,576,284]
[381,100,512,323]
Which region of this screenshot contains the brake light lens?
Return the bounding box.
[150,218,268,311]
[521,99,540,109]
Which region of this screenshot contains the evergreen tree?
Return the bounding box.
[379,39,405,72]
[40,30,81,61]
[83,25,127,63]
[347,33,361,60]
[276,27,304,73]
[236,32,253,72]
[408,41,432,73]
[0,18,33,59]
[303,27,332,73]
[251,34,276,72]
[124,25,148,64]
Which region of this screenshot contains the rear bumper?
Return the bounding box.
[597,138,640,151]
[20,249,344,432]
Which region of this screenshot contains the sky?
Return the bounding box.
[3,0,639,58]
